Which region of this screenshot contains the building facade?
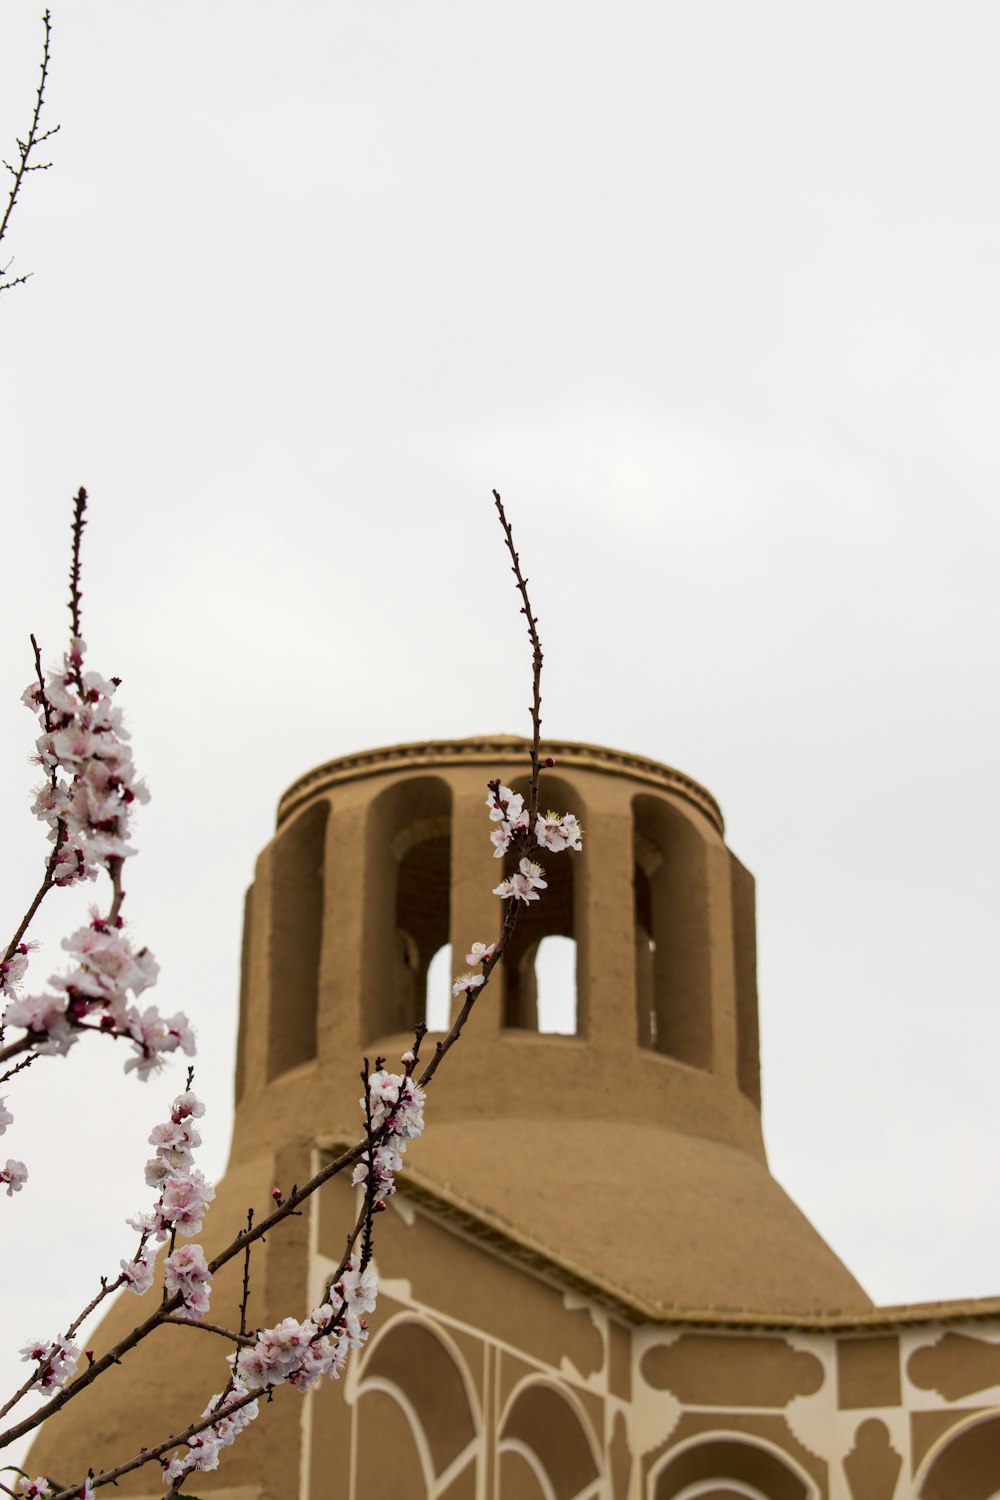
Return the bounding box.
[29,738,1000,1498]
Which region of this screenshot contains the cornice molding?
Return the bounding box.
[278,735,725,835]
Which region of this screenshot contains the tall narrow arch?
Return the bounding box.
[267,800,328,1079]
[632,794,713,1069]
[362,777,453,1042]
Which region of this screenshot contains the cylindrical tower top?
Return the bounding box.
[233,735,762,1161]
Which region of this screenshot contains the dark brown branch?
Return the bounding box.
[67,488,87,648]
[47,1386,263,1500]
[0,1049,39,1086]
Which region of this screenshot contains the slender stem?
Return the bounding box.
[0,1050,39,1086]
[64,1274,125,1342]
[358,1061,378,1272]
[0,8,60,291]
[160,1318,253,1346]
[238,1209,253,1338]
[67,489,87,649]
[493,490,545,830]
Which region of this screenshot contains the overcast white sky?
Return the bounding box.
[2,0,999,1460]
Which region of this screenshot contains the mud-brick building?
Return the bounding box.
[28,738,1000,1498]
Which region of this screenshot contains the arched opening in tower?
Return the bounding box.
[632,793,713,1069]
[363,775,453,1041]
[266,799,328,1079]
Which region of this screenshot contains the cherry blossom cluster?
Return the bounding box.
[18,1334,80,1395]
[485,780,582,909]
[123,1089,215,1318]
[485,782,582,861]
[163,1244,212,1322]
[161,1263,377,1489]
[352,1059,426,1204]
[160,1387,260,1490]
[3,913,192,1081]
[22,637,148,888]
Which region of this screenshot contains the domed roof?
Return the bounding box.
[393,1118,872,1318]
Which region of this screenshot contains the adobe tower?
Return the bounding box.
[28,738,1000,1497]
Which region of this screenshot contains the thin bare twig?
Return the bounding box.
[0,9,60,295]
[0,1049,39,1086]
[160,1318,254,1347]
[493,489,544,830]
[238,1209,253,1338]
[64,1274,125,1342]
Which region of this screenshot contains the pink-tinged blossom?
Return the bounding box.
[364,1071,425,1142]
[170,1089,205,1123]
[353,1071,425,1202]
[24,636,149,886]
[493,857,548,903]
[490,824,513,858]
[123,1006,196,1080]
[0,1096,12,1134]
[465,941,495,966]
[232,1263,377,1398]
[535,810,584,852]
[452,971,484,998]
[20,1336,80,1390]
[14,1476,53,1496]
[3,993,76,1057]
[157,1168,215,1239]
[60,920,159,1002]
[120,1251,155,1296]
[486,784,527,829]
[0,942,31,997]
[351,1140,403,1201]
[486,782,530,858]
[164,1243,211,1321]
[2,1158,28,1195]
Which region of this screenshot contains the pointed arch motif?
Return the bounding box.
[351,1314,479,1499]
[498,1376,602,1500]
[914,1409,1000,1500]
[649,1433,817,1500]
